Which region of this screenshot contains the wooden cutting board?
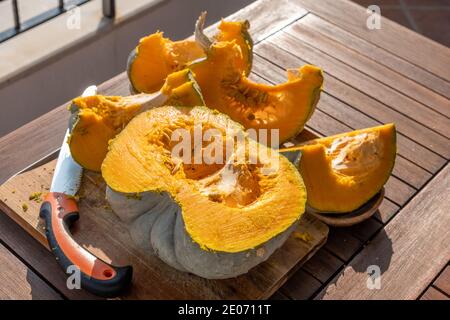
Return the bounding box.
[0,151,328,299]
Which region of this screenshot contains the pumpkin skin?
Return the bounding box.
[127,14,252,94]
[189,41,323,144]
[281,124,396,213]
[68,70,203,172]
[102,106,307,278]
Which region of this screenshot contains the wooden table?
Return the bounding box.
[0,0,449,300]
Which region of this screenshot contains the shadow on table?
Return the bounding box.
[317,227,393,299]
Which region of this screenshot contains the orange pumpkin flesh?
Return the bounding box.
[281,124,396,213]
[128,18,253,94]
[189,41,323,144]
[69,70,204,171]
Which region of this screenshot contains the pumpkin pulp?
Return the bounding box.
[102,106,307,252]
[128,19,252,93]
[281,124,396,213]
[189,41,323,144]
[69,70,203,171]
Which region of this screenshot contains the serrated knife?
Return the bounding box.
[39,85,132,297]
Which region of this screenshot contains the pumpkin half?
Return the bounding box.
[68,69,204,171]
[281,124,396,213]
[127,13,252,93]
[102,106,307,278]
[189,41,323,144]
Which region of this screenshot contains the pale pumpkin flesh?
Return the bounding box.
[69,70,203,171]
[281,124,396,213]
[102,106,307,253]
[128,16,253,94]
[189,41,323,144]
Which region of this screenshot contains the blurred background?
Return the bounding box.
[0,0,448,138]
[352,0,450,46]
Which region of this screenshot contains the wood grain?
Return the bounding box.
[301,248,344,283]
[0,159,328,299]
[346,218,382,243]
[280,269,322,300]
[293,0,450,81]
[420,287,449,300]
[316,164,450,299]
[373,198,400,224]
[252,48,447,174]
[0,212,99,299]
[1,0,449,300]
[269,31,450,142]
[295,14,450,100]
[433,266,450,296]
[291,15,450,117]
[324,228,362,262]
[250,55,422,209]
[0,243,62,300]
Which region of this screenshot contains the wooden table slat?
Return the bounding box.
[293,0,450,81]
[0,212,99,299]
[289,19,450,119]
[269,290,290,300]
[280,269,322,300]
[1,0,449,300]
[295,14,450,100]
[269,31,450,141]
[251,59,430,198]
[0,242,62,300]
[301,248,344,284]
[252,46,448,172]
[346,218,382,243]
[323,228,362,262]
[316,163,450,300]
[433,266,450,296]
[420,287,449,300]
[373,198,400,225]
[251,60,423,210]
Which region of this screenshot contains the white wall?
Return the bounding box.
[0,0,255,137]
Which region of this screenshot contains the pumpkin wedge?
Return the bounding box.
[127,12,252,93]
[281,124,396,213]
[102,106,307,279]
[68,69,204,171]
[189,40,323,144]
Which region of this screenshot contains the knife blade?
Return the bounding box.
[49,85,97,194]
[39,85,132,297]
[50,129,82,195]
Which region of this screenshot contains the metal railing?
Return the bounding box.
[0,0,116,44]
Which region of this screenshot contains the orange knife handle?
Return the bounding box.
[39,192,132,297]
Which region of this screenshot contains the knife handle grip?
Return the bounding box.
[39,192,132,297]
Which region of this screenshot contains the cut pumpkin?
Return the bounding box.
[127,13,252,93]
[189,41,323,144]
[102,106,306,278]
[281,124,396,213]
[68,69,204,172]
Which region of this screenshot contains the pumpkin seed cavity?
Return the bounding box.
[145,116,265,208]
[327,132,381,177]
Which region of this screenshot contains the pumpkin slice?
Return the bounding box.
[281,124,396,213]
[189,41,323,144]
[127,13,252,93]
[68,70,204,171]
[102,106,306,278]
